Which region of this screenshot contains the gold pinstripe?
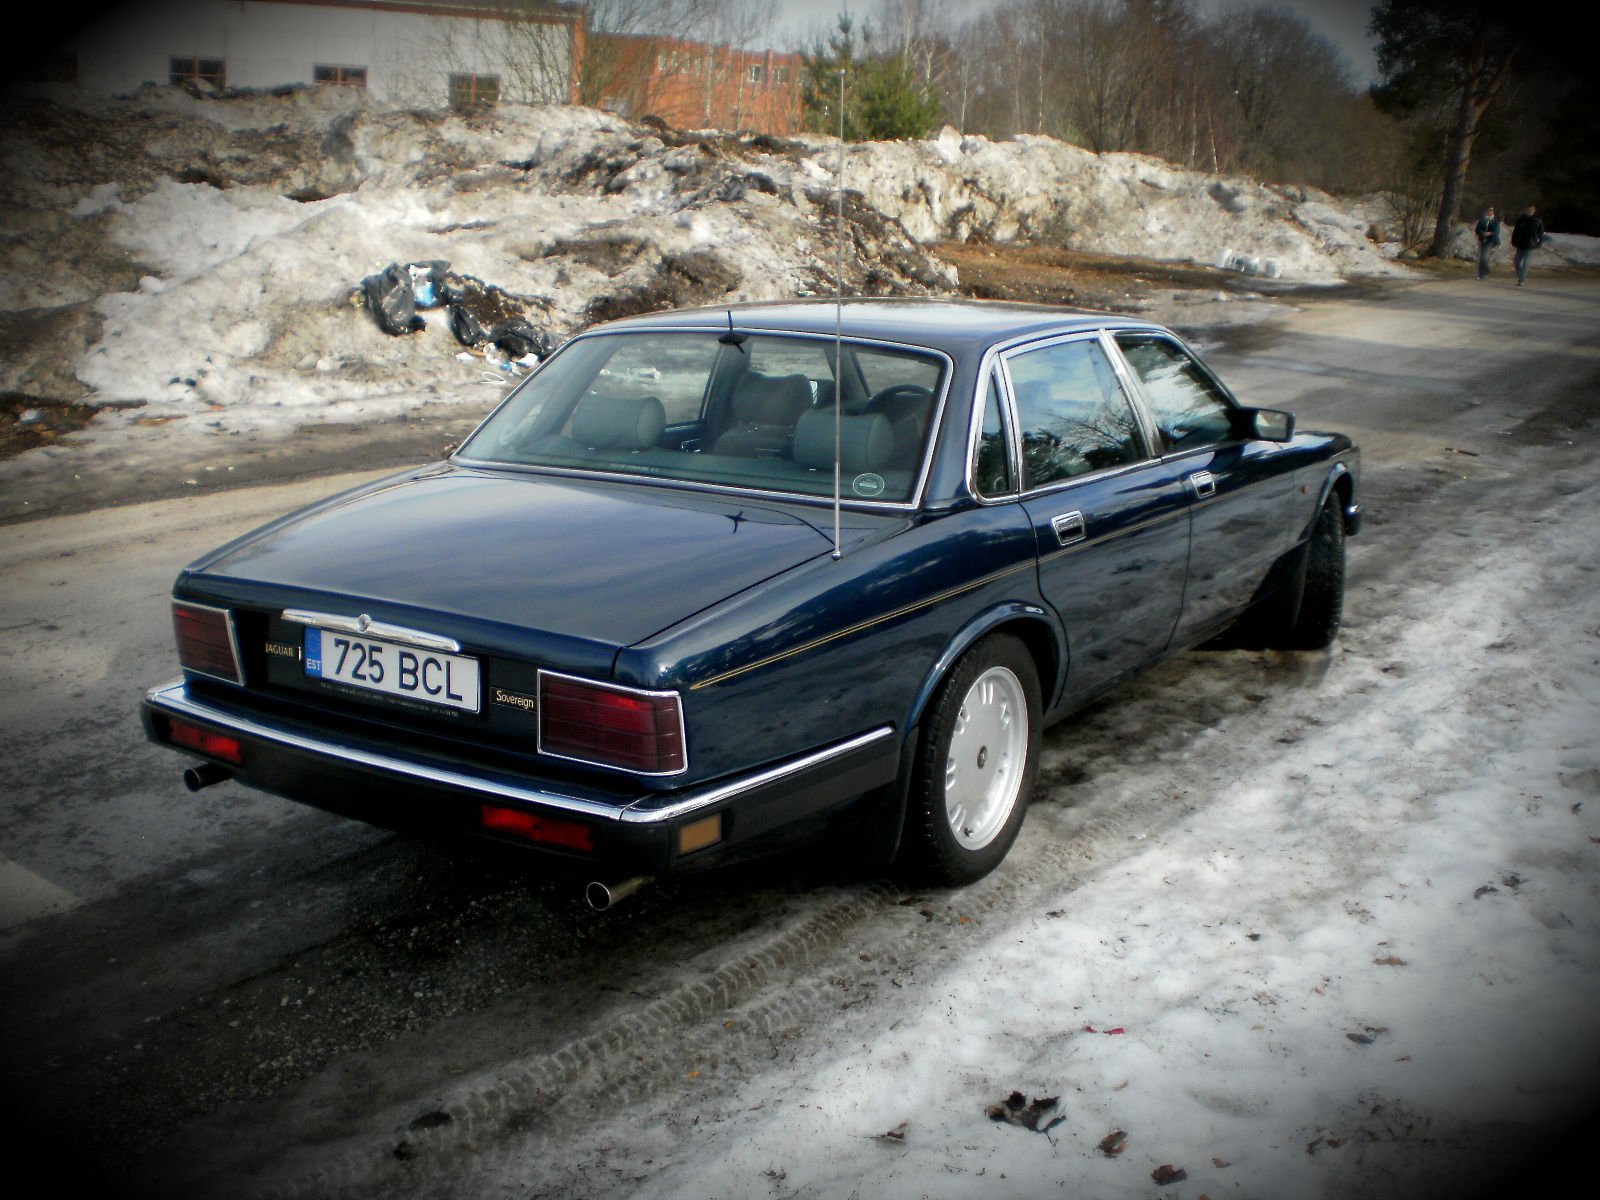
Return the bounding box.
[689,559,1039,691]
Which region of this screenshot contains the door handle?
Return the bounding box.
[1188,471,1217,499]
[1051,511,1086,546]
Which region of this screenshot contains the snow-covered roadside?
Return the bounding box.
[454,455,1600,1198]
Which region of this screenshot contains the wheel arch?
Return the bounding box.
[1314,463,1358,536]
[903,604,1062,742]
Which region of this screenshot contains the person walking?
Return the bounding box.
[1473,206,1500,279]
[1510,205,1546,286]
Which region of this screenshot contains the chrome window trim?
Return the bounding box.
[144,680,891,826]
[173,599,245,686]
[282,609,463,654]
[454,327,955,513]
[536,669,690,778]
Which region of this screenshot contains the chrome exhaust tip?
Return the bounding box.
[183,762,233,792]
[585,875,654,911]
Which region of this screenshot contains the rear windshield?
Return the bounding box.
[458,331,945,504]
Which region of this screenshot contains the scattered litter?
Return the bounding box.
[1212,1156,1231,1168]
[1306,1133,1346,1154]
[1473,884,1499,899]
[1152,1164,1188,1184]
[1083,1024,1126,1035]
[873,1122,907,1143]
[1445,447,1480,457]
[986,1091,1063,1133]
[1098,1129,1129,1156]
[1372,954,1407,966]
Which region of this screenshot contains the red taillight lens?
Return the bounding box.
[539,673,686,774]
[172,601,242,684]
[479,804,596,851]
[168,719,245,765]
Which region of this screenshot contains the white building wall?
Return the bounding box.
[63,1,573,107]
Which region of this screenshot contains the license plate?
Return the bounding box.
[304,628,481,713]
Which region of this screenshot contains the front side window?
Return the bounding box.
[459,331,944,504]
[1114,333,1235,450]
[1006,338,1145,490]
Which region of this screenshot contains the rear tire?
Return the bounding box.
[900,634,1041,886]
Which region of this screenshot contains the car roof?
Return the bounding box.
[585,297,1161,353]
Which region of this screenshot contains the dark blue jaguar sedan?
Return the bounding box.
[142,299,1360,904]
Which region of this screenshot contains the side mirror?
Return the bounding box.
[1238,407,1295,442]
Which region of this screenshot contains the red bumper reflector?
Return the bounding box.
[168,719,245,765]
[480,804,595,852]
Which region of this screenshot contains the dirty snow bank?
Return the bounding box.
[829,126,1408,284]
[1,85,1410,463]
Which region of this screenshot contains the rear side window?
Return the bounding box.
[973,371,1015,497]
[1114,334,1235,450]
[1006,338,1145,490]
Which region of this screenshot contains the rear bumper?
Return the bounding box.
[141,679,899,875]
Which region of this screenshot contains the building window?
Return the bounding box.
[314,64,367,88]
[772,65,788,85]
[170,57,226,88]
[22,52,77,83]
[449,73,500,110]
[747,64,765,84]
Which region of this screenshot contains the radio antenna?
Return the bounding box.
[831,67,846,562]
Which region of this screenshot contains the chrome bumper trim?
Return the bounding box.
[145,680,895,826]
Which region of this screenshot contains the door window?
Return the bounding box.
[1114,334,1235,450]
[1007,339,1146,491]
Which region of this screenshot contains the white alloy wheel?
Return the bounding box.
[943,664,1028,850]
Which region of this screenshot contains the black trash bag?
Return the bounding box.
[361,263,424,335]
[487,317,551,361]
[406,259,451,309]
[448,304,486,347]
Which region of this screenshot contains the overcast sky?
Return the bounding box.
[768,0,1381,84]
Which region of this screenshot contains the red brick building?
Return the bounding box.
[591,34,802,136]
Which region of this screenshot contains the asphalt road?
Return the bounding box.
[1,276,1596,1197]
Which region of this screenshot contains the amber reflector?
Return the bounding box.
[678,814,722,856]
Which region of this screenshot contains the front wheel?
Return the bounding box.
[1282,495,1346,649]
[901,634,1041,886]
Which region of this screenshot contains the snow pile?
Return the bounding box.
[829,126,1408,283]
[2,85,1411,452]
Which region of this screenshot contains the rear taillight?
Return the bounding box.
[172,600,243,684]
[538,672,686,775]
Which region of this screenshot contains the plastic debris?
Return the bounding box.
[407,260,450,309]
[487,317,551,361]
[449,304,487,347]
[361,263,424,335]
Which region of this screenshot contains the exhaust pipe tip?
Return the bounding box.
[183,762,233,792]
[585,875,654,912]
